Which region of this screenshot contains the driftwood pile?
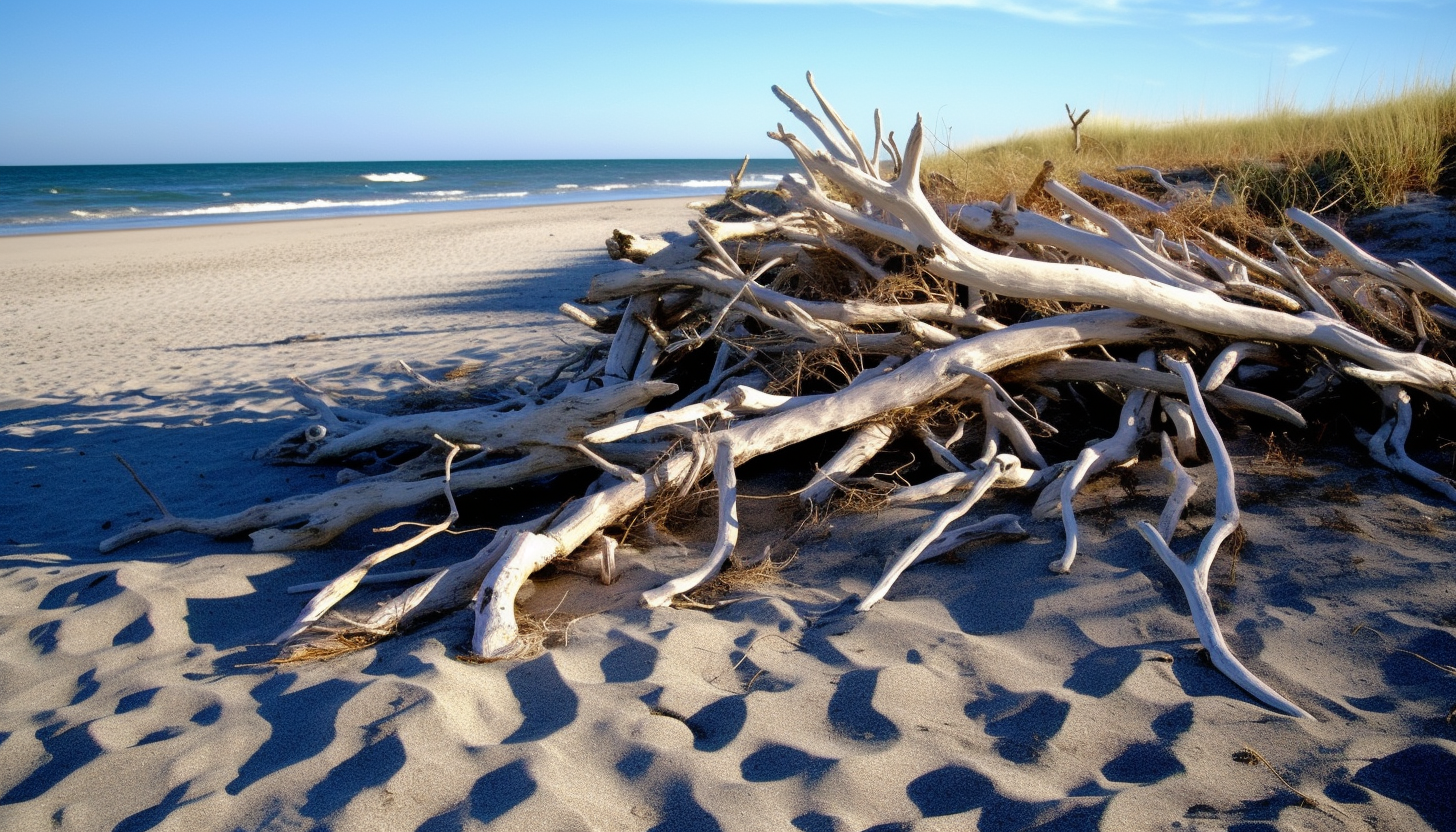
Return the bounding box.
[105,74,1456,719]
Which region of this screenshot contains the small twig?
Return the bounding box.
[730,633,802,672]
[744,668,768,692]
[1232,746,1336,816]
[568,441,643,483]
[705,632,801,692]
[397,360,444,389]
[1351,624,1456,676]
[113,454,173,517]
[372,521,495,536]
[543,589,571,624]
[727,154,750,195]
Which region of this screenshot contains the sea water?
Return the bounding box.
[0,159,797,235]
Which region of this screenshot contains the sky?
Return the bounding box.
[1,0,1452,165]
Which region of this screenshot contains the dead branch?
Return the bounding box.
[1065,104,1090,153]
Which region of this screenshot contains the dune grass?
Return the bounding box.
[924,77,1456,219]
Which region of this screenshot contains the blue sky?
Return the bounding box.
[1,0,1451,165]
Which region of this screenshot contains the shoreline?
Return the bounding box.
[0,158,797,239]
[0,193,707,240]
[1,196,695,406]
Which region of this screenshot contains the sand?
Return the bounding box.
[1,198,1454,832]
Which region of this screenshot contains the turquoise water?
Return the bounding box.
[0,159,796,235]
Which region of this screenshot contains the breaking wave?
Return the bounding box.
[160,199,411,216]
[659,175,785,189]
[69,207,142,218]
[362,172,427,182]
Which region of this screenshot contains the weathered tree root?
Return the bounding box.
[103,73,1456,720]
[101,380,673,552]
[1136,358,1313,719]
[274,436,463,644]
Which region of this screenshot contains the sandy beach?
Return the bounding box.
[2,197,1454,832]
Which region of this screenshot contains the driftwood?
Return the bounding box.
[1065,104,1090,153]
[104,73,1456,720]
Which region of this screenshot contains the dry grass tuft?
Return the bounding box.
[1258,432,1309,477]
[1320,509,1365,536]
[1319,482,1361,505]
[443,362,484,382]
[682,547,798,606]
[766,347,870,396]
[1221,524,1248,587]
[271,633,381,663]
[455,608,580,664]
[819,480,896,517]
[926,77,1456,218]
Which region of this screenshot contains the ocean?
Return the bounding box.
[0,159,798,235]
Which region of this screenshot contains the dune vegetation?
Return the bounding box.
[924,76,1456,219]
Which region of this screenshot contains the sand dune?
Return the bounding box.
[2,199,1454,831]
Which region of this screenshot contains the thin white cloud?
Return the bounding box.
[1185,11,1310,25]
[703,0,1143,25]
[1288,44,1337,65]
[709,0,1311,28]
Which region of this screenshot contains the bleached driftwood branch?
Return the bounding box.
[1065,104,1090,153]
[1136,357,1312,719]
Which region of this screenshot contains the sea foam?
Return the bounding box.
[160,198,410,216]
[68,207,143,219]
[362,172,427,183]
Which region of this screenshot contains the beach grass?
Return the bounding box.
[924,76,1456,217]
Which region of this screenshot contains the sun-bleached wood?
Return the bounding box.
[1135,357,1311,718]
[1287,208,1456,309]
[101,381,674,552]
[767,91,1456,401]
[103,75,1456,694]
[1043,381,1156,574]
[1160,398,1198,464]
[641,438,740,608]
[801,422,896,506]
[858,454,1020,610]
[300,377,673,463]
[445,312,1174,654]
[1138,519,1312,718]
[1155,432,1198,543]
[1076,172,1168,214]
[606,229,670,263]
[912,514,1028,563]
[1201,341,1280,392]
[1359,387,1456,503]
[1002,357,1305,427]
[274,438,463,644]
